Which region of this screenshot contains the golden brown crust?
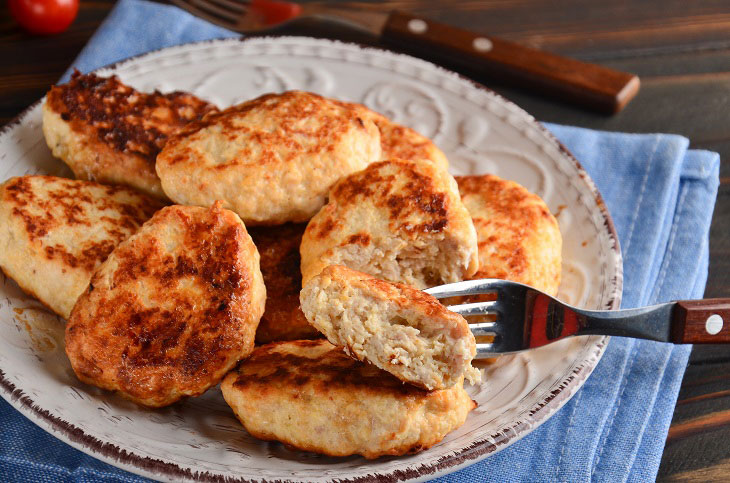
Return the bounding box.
[156,91,381,224]
[229,339,427,397]
[65,204,266,407]
[329,159,449,230]
[342,103,449,171]
[0,176,163,318]
[455,175,562,296]
[248,223,321,344]
[43,71,217,198]
[221,339,476,459]
[300,158,478,289]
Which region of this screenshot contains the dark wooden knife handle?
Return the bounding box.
[380,11,640,114]
[672,299,730,343]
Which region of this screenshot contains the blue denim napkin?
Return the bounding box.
[2,0,721,480]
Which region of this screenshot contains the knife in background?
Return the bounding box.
[170,0,640,114]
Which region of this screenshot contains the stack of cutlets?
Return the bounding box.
[0,70,562,459]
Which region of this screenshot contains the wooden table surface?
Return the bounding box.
[1,0,729,480]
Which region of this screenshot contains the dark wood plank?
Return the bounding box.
[705,183,730,316]
[389,0,730,60]
[381,10,639,113]
[0,0,118,124]
[659,362,730,480]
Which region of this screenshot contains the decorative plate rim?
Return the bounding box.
[0,35,623,482]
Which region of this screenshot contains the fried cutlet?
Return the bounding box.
[248,223,321,344]
[456,174,562,295]
[65,204,266,407]
[300,158,478,288]
[0,176,162,319]
[43,71,218,199]
[301,265,480,390]
[155,91,382,225]
[221,339,476,459]
[348,103,450,171]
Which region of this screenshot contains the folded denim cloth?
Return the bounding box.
[2,0,721,480]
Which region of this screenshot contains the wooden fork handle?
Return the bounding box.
[672,299,730,343]
[380,11,640,114]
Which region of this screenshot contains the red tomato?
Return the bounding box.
[9,0,79,35]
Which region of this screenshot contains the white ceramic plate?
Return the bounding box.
[0,37,622,482]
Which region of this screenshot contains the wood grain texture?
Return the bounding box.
[673,299,730,344]
[665,459,730,483]
[659,362,730,479]
[668,408,730,440]
[1,0,730,480]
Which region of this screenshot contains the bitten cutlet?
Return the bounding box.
[248,223,321,344]
[301,265,480,390]
[221,339,476,459]
[43,71,218,199]
[300,158,478,289]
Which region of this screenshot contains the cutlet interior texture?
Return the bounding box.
[322,234,473,290]
[301,271,480,390]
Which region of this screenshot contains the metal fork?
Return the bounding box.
[168,0,640,113]
[425,279,730,358]
[169,0,388,34]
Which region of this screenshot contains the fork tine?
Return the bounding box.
[446,300,498,317]
[190,0,241,23]
[468,322,497,336]
[170,0,238,27]
[206,0,248,13]
[424,279,499,299]
[475,342,497,357]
